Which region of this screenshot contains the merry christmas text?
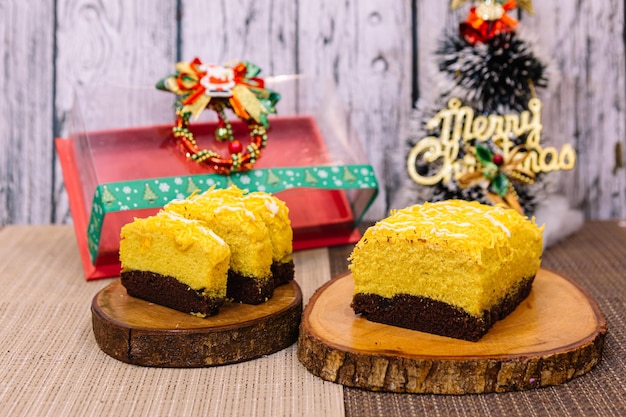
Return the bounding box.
[407,98,576,186]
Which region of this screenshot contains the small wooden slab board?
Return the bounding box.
[297,269,607,394]
[92,280,302,367]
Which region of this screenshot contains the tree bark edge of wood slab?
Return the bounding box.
[296,271,607,394]
[92,279,303,367]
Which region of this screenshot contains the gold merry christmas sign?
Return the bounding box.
[407,98,576,213]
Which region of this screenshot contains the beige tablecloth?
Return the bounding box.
[0,226,343,417]
[1,222,626,417]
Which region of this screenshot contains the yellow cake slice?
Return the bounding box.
[164,186,276,304]
[119,210,231,317]
[234,188,294,287]
[349,200,543,341]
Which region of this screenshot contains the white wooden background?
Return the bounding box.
[1,0,624,226]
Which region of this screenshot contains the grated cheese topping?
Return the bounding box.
[370,200,542,258]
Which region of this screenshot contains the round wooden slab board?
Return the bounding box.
[92,280,302,367]
[297,269,607,394]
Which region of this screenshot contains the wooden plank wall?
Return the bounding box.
[1,0,624,226]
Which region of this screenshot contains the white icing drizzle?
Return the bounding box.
[429,227,468,238]
[483,212,511,237]
[262,197,279,215]
[377,222,416,234]
[214,205,256,220]
[161,210,197,224]
[203,228,227,246]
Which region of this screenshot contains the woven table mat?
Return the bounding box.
[329,221,626,417]
[0,226,344,417]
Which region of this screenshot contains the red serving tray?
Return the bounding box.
[56,115,361,280]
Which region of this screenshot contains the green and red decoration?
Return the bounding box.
[458,144,535,214]
[157,58,280,174]
[86,164,379,263]
[452,0,535,45]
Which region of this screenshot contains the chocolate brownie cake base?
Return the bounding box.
[351,276,535,342]
[271,260,295,287]
[121,270,224,317]
[227,260,295,305]
[227,271,274,305]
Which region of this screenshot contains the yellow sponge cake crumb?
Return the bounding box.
[214,187,295,286]
[164,186,294,304]
[349,200,543,341]
[119,185,295,311]
[120,210,231,316]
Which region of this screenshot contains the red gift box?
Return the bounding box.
[56,117,377,279]
[56,77,378,280]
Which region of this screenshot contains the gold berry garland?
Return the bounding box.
[173,104,268,174]
[157,58,280,174]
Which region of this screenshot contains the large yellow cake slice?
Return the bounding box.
[119,210,231,317]
[164,186,277,304]
[349,200,543,341]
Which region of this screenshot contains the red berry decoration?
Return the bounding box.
[228,140,243,154]
[492,153,504,166]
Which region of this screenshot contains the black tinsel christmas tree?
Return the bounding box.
[399,0,556,217]
[436,29,547,114]
[393,0,583,247]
